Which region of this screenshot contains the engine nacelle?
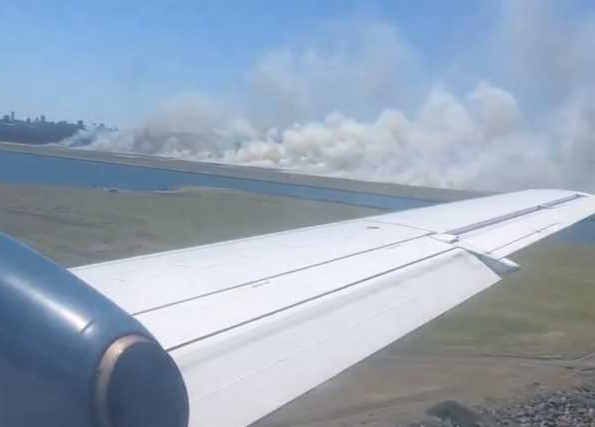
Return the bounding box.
[0,233,189,427]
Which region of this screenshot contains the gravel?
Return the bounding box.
[405,386,595,427]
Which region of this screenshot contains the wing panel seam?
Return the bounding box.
[131,233,430,317]
[165,247,455,352]
[447,193,580,235]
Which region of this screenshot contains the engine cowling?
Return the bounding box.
[0,233,189,427]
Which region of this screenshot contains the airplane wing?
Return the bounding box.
[1,189,593,427]
[73,189,594,427]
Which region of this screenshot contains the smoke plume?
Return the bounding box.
[63,2,595,192]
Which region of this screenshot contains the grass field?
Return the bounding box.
[398,241,595,357]
[0,184,378,266]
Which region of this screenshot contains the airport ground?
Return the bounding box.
[1,182,595,426]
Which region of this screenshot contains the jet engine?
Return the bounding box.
[0,233,189,427]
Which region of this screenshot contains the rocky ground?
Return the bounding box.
[407,386,595,427]
[403,365,595,427]
[485,387,595,427]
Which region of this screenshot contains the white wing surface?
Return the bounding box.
[71,189,595,427]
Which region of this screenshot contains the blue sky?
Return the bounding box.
[0,0,591,126]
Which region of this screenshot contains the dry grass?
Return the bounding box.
[0,183,378,266]
[398,242,595,357]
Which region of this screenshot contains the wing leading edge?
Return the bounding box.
[72,189,595,427]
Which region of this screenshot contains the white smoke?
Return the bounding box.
[63,4,595,192]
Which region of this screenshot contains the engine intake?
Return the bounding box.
[0,233,189,427]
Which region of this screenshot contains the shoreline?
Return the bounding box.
[0,141,481,202]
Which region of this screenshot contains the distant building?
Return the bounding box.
[0,112,105,145]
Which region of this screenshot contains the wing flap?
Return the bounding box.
[171,249,499,427]
[136,236,451,350]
